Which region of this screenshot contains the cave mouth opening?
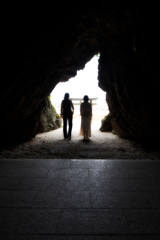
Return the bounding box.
[50,54,109,130]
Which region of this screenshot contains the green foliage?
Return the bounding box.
[48,96,56,113]
[52,105,56,113]
[100,113,113,132]
[101,115,107,123]
[38,96,62,133]
[95,53,100,59]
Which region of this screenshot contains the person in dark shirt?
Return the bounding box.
[60,93,74,140]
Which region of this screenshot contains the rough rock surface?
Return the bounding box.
[38,97,62,133]
[100,114,113,132]
[1,1,160,146]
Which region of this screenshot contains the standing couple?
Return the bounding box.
[60,93,92,140]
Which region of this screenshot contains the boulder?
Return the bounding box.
[100,114,113,132]
[38,97,62,133]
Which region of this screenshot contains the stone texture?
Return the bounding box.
[38,97,62,133]
[99,113,113,132]
[0,158,160,238]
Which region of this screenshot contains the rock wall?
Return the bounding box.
[38,97,62,133]
[98,19,159,140]
[100,114,113,133]
[1,1,160,145]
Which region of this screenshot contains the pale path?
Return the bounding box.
[0,119,160,159]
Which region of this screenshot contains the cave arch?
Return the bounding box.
[1,1,160,146]
[50,54,107,117]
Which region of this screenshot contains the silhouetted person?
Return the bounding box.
[61,93,74,140]
[80,95,92,140]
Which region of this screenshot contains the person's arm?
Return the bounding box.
[60,101,63,117]
[90,103,92,116]
[80,103,83,115]
[71,100,74,114]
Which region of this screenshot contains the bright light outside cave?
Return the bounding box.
[51,55,109,127]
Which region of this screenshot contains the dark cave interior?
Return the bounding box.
[1,1,160,146]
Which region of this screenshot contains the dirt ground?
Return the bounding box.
[0,119,160,159]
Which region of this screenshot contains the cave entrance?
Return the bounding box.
[50,55,109,130]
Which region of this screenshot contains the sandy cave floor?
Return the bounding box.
[0,119,160,160]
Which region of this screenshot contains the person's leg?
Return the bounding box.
[82,117,86,139]
[86,130,88,139]
[83,128,86,138]
[63,115,67,139]
[68,113,73,139]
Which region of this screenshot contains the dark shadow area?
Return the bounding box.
[1,2,160,154]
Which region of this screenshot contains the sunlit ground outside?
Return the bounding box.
[51,55,109,129]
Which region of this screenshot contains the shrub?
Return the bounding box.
[100,113,113,132]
